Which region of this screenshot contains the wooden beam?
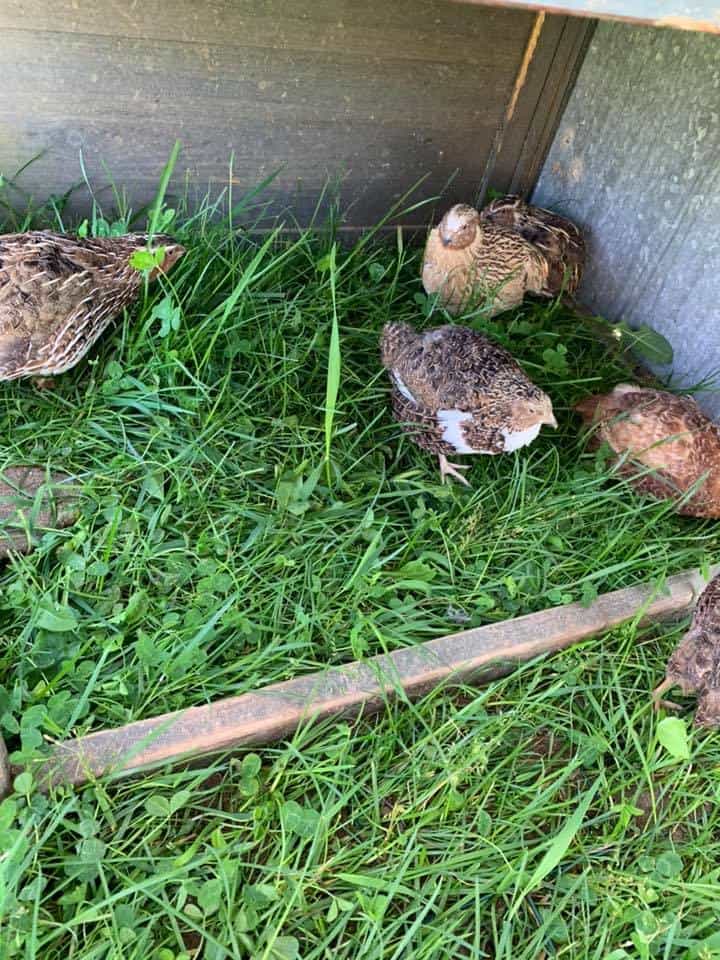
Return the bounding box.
[7,565,713,797]
[0,467,78,558]
[485,12,596,197]
[452,0,720,34]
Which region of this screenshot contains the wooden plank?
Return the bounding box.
[0,467,78,557]
[505,16,596,194]
[488,14,596,196]
[16,565,713,795]
[1,0,531,51]
[453,0,720,34]
[0,0,586,225]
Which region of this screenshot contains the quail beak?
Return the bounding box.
[440,233,451,248]
[545,414,558,429]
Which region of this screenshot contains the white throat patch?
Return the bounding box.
[501,422,542,452]
[437,409,475,453]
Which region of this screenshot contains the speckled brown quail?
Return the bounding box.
[380,321,557,486]
[653,571,720,727]
[422,195,584,316]
[575,384,720,518]
[0,231,185,381]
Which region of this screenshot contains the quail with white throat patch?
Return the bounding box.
[422,195,584,316]
[380,321,557,486]
[653,571,720,727]
[0,231,185,383]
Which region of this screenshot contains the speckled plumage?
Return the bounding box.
[654,572,720,727]
[575,384,720,518]
[380,321,556,484]
[422,196,585,316]
[0,231,185,380]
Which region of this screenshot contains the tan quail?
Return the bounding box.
[422,195,584,316]
[575,384,720,518]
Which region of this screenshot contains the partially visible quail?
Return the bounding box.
[653,572,720,727]
[575,384,720,518]
[0,231,185,381]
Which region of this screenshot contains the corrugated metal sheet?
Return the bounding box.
[534,21,720,412]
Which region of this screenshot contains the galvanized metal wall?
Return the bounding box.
[533,21,720,413]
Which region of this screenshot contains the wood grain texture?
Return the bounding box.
[533,22,720,415]
[24,565,715,793]
[0,0,583,225]
[453,0,720,34]
[500,16,595,195]
[0,466,78,556]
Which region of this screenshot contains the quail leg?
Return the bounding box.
[651,677,683,713]
[33,377,56,390]
[438,454,471,487]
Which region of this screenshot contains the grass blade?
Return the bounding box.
[511,777,600,918]
[324,242,341,483]
[147,139,182,240]
[210,230,282,324]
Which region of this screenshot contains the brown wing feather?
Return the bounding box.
[390,386,452,454]
[662,571,720,724]
[658,567,720,727]
[692,572,720,632]
[481,195,585,296]
[387,325,542,412]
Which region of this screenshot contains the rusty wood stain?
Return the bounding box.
[506,11,547,123]
[5,565,712,797]
[656,14,720,30]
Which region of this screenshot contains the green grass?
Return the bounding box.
[0,180,719,959]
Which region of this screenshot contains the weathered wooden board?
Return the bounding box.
[0,0,589,225]
[454,0,720,34]
[534,21,720,415]
[0,467,78,556]
[14,565,712,794]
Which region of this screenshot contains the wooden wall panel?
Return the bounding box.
[0,0,589,225]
